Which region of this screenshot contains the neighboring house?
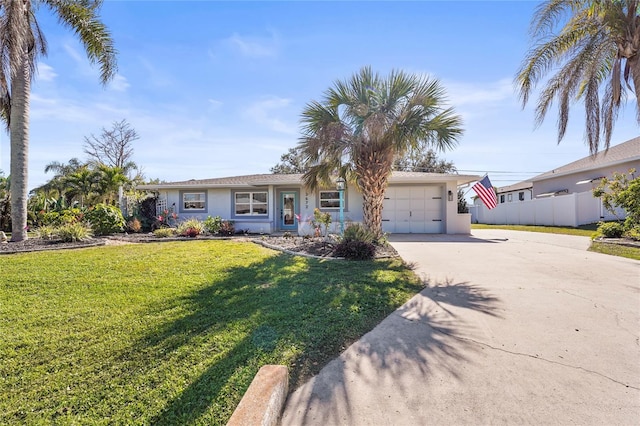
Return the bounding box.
[530,136,639,197]
[136,171,481,234]
[472,136,640,226]
[496,181,534,204]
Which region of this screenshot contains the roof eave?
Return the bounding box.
[531,155,640,182]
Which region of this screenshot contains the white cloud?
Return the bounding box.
[445,78,515,107]
[63,43,84,64]
[37,63,57,82]
[223,31,280,58]
[138,57,173,88]
[243,96,297,134]
[109,74,130,92]
[208,99,223,108]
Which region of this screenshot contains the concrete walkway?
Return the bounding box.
[281,230,640,425]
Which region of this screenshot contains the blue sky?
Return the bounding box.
[0,0,638,191]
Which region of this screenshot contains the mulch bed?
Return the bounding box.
[0,234,398,259]
[0,238,106,254]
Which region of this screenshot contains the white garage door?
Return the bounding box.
[382,186,444,233]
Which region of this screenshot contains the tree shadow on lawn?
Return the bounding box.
[282,276,502,425]
[123,251,423,425]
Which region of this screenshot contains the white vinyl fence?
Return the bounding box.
[470,191,627,227]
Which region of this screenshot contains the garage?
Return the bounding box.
[382,185,444,233]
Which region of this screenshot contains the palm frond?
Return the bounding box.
[517,0,639,151]
[46,0,117,84]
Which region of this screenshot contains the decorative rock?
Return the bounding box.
[0,231,7,243]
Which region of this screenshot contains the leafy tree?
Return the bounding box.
[299,67,463,236]
[83,119,139,175]
[270,147,306,174]
[457,189,469,214]
[593,169,640,236]
[393,148,456,173]
[272,146,456,174]
[0,171,9,231]
[0,0,117,241]
[516,0,640,154]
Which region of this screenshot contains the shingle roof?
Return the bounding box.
[497,181,533,193]
[531,136,640,181]
[137,171,481,190]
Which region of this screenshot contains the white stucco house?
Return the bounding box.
[136,171,481,235]
[495,181,534,205]
[472,136,640,226]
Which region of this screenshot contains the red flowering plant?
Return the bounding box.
[157,209,178,228]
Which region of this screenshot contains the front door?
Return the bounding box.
[280,191,298,231]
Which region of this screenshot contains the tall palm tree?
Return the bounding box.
[0,0,117,241]
[299,67,463,237]
[516,0,640,154]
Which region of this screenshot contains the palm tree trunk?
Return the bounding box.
[9,53,30,242]
[357,148,394,237]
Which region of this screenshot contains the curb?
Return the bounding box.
[227,365,289,426]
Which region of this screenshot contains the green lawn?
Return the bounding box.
[588,241,640,261]
[471,223,596,237]
[0,240,422,425]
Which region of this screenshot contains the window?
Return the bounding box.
[508,194,513,202]
[500,194,505,204]
[182,192,206,210]
[319,190,341,209]
[235,191,268,215]
[519,192,525,201]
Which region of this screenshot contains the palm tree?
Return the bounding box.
[64,166,97,208]
[299,67,463,237]
[516,0,640,154]
[94,164,128,204]
[34,158,85,202]
[0,0,117,241]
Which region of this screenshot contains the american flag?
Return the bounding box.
[472,175,498,210]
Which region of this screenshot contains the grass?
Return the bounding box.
[589,241,640,261]
[471,223,596,237]
[0,240,422,425]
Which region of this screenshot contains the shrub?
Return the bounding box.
[219,220,235,236]
[312,208,332,236]
[596,221,624,238]
[85,204,125,236]
[41,211,61,226]
[593,170,640,231]
[341,223,375,244]
[127,218,142,233]
[57,222,93,242]
[153,228,176,238]
[624,225,640,241]
[203,215,223,234]
[36,225,57,240]
[177,218,205,237]
[334,240,376,260]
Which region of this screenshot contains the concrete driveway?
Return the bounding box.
[281,229,640,425]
